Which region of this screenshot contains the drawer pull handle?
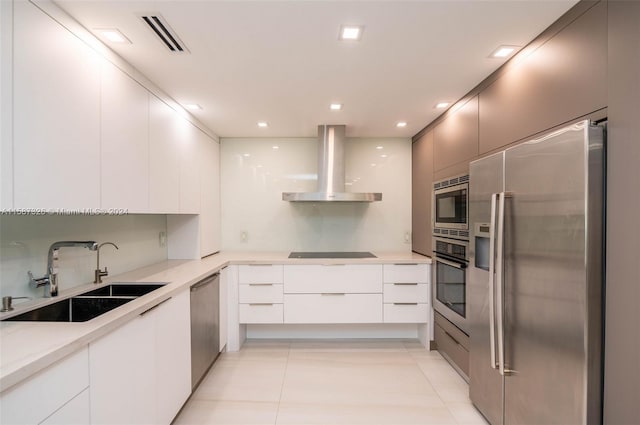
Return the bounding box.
[249,283,274,286]
[393,302,418,306]
[393,263,418,266]
[249,303,274,306]
[444,330,462,346]
[248,264,276,267]
[393,283,418,286]
[140,297,171,316]
[322,264,346,267]
[321,293,345,296]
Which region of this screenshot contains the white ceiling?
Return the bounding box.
[54,0,578,138]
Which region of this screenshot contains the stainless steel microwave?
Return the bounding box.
[433,175,469,234]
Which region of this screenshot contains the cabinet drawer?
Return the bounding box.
[239,303,283,324]
[435,322,469,378]
[284,265,382,293]
[0,347,89,425]
[383,264,430,284]
[284,294,382,323]
[239,284,284,303]
[383,303,429,323]
[383,283,430,303]
[238,265,283,284]
[434,310,469,351]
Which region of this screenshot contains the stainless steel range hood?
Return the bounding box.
[282,125,382,202]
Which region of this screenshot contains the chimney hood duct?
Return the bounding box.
[282,125,382,202]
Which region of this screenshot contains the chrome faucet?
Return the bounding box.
[28,241,98,297]
[94,242,119,284]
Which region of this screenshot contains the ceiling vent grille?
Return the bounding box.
[140,14,189,53]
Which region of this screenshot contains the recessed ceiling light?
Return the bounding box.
[490,45,519,58]
[330,103,343,110]
[339,25,364,41]
[396,122,407,128]
[257,122,269,128]
[183,103,202,111]
[380,154,388,158]
[95,28,131,44]
[376,146,384,150]
[243,153,250,157]
[435,102,450,109]
[272,146,280,150]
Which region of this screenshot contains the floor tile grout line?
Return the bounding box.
[273,342,291,425]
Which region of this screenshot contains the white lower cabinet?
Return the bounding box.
[89,311,156,424]
[0,347,89,425]
[154,290,191,424]
[284,294,383,324]
[383,303,429,323]
[89,289,191,424]
[382,265,430,324]
[238,265,284,324]
[239,303,284,324]
[41,388,90,425]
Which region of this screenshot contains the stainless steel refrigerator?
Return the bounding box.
[468,120,604,425]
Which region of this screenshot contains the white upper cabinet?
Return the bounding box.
[13,1,101,209]
[100,62,149,212]
[179,122,201,214]
[149,96,180,213]
[200,134,221,256]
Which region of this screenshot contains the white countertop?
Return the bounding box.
[0,251,430,392]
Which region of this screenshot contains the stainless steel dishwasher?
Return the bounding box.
[190,272,220,390]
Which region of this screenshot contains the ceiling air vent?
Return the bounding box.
[140,14,189,53]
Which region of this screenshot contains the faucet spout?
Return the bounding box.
[36,241,98,297]
[94,242,119,284]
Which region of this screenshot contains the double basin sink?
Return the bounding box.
[2,283,166,323]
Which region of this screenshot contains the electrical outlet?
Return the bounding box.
[241,231,248,243]
[404,231,411,244]
[159,231,167,247]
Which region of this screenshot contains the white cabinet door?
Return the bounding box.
[239,303,284,324]
[13,1,101,209]
[149,96,180,213]
[284,294,383,324]
[283,265,382,293]
[100,61,149,212]
[0,348,89,425]
[89,314,156,425]
[154,291,191,424]
[239,265,284,284]
[179,123,200,214]
[200,135,221,256]
[40,389,90,425]
[383,264,430,284]
[1,0,13,209]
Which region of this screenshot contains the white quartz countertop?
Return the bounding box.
[0,251,430,392]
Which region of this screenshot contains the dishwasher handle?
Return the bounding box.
[191,273,219,292]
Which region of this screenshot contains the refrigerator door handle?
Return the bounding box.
[489,193,498,370]
[496,191,510,376]
[496,192,506,376]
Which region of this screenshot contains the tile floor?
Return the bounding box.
[174,339,488,425]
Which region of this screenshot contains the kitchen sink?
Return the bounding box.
[80,283,165,297]
[2,296,135,322]
[2,282,167,322]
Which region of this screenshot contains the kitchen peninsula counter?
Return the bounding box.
[0,251,430,392]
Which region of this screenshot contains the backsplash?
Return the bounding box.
[0,214,168,299]
[220,137,412,251]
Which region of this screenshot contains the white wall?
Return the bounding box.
[0,214,167,299]
[221,137,412,251]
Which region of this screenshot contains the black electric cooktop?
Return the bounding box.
[288,251,377,259]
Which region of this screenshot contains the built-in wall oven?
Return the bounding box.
[433,175,469,240]
[433,237,469,334]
